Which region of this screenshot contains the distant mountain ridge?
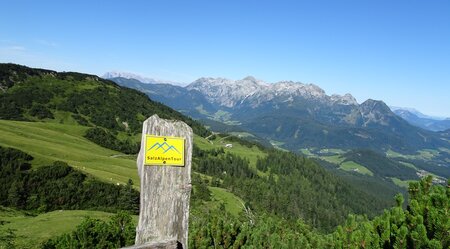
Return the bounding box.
[186,76,358,108]
[390,107,450,132]
[108,75,449,165]
[103,71,182,85]
[390,106,447,120]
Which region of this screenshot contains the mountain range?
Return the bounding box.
[389,107,450,132]
[107,75,449,159]
[389,106,447,120]
[102,71,182,85]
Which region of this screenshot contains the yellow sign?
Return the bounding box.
[144,135,185,166]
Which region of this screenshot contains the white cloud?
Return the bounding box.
[0,45,26,52]
[9,46,26,51]
[36,39,58,47]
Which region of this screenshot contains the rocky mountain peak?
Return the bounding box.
[240,76,268,87]
[187,77,266,107]
[359,99,397,127]
[360,99,391,112]
[331,93,358,105]
[191,77,232,86]
[186,76,365,108]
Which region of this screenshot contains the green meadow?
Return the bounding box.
[319,155,373,176]
[0,207,116,248]
[0,120,139,186]
[208,187,244,217]
[194,134,266,169]
[389,177,416,189]
[386,148,440,161]
[339,161,373,176]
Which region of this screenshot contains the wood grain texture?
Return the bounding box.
[135,115,193,249]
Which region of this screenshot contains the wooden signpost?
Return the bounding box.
[127,114,193,249]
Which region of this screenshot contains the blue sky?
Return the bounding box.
[1,0,449,117]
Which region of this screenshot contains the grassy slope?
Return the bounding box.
[0,120,250,202]
[208,187,244,217]
[0,119,255,244]
[194,134,268,178]
[0,120,250,214]
[339,161,374,176]
[320,155,373,176]
[386,148,440,161]
[0,207,115,248]
[0,120,139,186]
[390,177,415,188]
[194,134,266,169]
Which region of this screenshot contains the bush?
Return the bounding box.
[29,103,54,119]
[84,127,139,154]
[41,211,135,249]
[71,114,90,126]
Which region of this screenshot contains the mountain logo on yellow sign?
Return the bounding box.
[148,141,181,154]
[144,135,185,166]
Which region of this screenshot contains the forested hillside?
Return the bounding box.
[0,63,209,154]
[189,176,449,248]
[2,144,447,249]
[194,147,392,231]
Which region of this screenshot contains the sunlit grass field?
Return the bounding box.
[0,120,139,185]
[0,207,116,248]
[194,134,266,168]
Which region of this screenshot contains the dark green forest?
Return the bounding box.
[188,175,449,248]
[193,146,393,232]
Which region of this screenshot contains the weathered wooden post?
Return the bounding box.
[126,114,193,249]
